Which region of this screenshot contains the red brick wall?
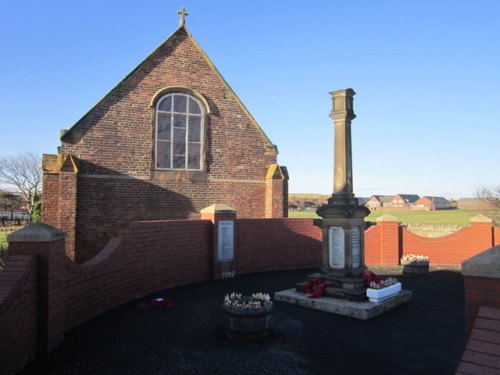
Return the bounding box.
[41,173,59,226]
[43,27,286,262]
[463,276,500,337]
[2,217,496,374]
[0,255,38,375]
[365,221,496,267]
[60,28,277,179]
[73,177,270,261]
[236,218,322,274]
[65,220,212,330]
[364,224,382,265]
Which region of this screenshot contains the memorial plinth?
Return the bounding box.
[278,88,411,317]
[300,89,371,301]
[274,288,412,320]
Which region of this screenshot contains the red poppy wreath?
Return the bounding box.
[303,278,326,298]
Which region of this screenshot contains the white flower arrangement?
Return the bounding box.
[401,253,430,266]
[224,292,271,309]
[369,277,399,290]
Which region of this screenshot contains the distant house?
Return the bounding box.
[357,197,369,205]
[366,195,394,211]
[390,194,420,209]
[288,203,300,211]
[414,196,454,210]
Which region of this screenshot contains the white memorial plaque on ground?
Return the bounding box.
[351,227,361,268]
[218,221,234,261]
[328,227,345,269]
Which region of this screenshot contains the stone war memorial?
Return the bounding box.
[41,9,288,263]
[275,89,412,320]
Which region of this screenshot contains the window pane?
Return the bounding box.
[157,113,171,140]
[173,155,185,169]
[188,116,201,142]
[157,141,171,168]
[189,98,201,114]
[173,114,186,128]
[174,128,186,155]
[173,95,187,112]
[158,96,172,112]
[188,143,201,169]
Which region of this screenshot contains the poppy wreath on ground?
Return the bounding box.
[303,278,326,298]
[361,270,381,286]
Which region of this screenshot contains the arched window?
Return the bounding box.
[155,93,204,170]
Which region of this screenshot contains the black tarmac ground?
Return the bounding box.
[19,267,465,375]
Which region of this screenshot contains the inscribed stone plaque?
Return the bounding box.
[328,227,345,269]
[217,221,234,261]
[351,227,361,268]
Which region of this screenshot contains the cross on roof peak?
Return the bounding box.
[177,7,189,27]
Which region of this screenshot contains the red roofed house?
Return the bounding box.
[414,196,454,211]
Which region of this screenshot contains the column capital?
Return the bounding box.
[330,88,356,121]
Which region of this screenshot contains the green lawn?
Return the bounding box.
[0,231,9,248]
[289,209,484,225]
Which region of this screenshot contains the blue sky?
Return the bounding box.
[1,0,499,199]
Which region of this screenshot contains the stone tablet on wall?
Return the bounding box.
[328,226,345,269]
[218,221,234,261]
[351,227,361,268]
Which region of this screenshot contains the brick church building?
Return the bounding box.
[42,11,288,262]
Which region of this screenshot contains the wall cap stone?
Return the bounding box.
[376,214,399,222]
[462,245,500,278]
[470,214,492,223]
[7,222,65,243]
[200,204,236,214]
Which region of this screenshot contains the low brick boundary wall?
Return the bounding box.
[0,215,496,375]
[365,216,496,266]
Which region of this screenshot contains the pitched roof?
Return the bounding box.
[369,195,394,203]
[396,194,420,203]
[422,196,450,203]
[60,23,277,155]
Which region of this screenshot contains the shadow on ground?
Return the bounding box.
[19,268,465,375]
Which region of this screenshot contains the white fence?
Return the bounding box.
[0,211,30,220]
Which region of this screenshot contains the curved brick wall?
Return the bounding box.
[0,217,496,375]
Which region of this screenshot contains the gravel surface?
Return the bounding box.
[19,267,465,375]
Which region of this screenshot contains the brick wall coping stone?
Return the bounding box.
[7,222,65,242]
[462,245,500,278]
[469,213,493,223]
[200,204,236,214]
[376,214,399,222]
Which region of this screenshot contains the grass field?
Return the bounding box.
[289,209,485,225]
[0,231,9,248]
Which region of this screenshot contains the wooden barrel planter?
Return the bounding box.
[402,263,429,277]
[222,303,273,340]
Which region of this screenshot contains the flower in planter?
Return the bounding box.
[224,292,271,309]
[401,254,430,266]
[361,270,381,285]
[368,277,399,290]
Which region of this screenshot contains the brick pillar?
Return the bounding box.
[462,245,500,338]
[265,164,288,218]
[42,154,79,261]
[201,204,237,279]
[376,214,401,266]
[8,223,66,353]
[469,214,495,251]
